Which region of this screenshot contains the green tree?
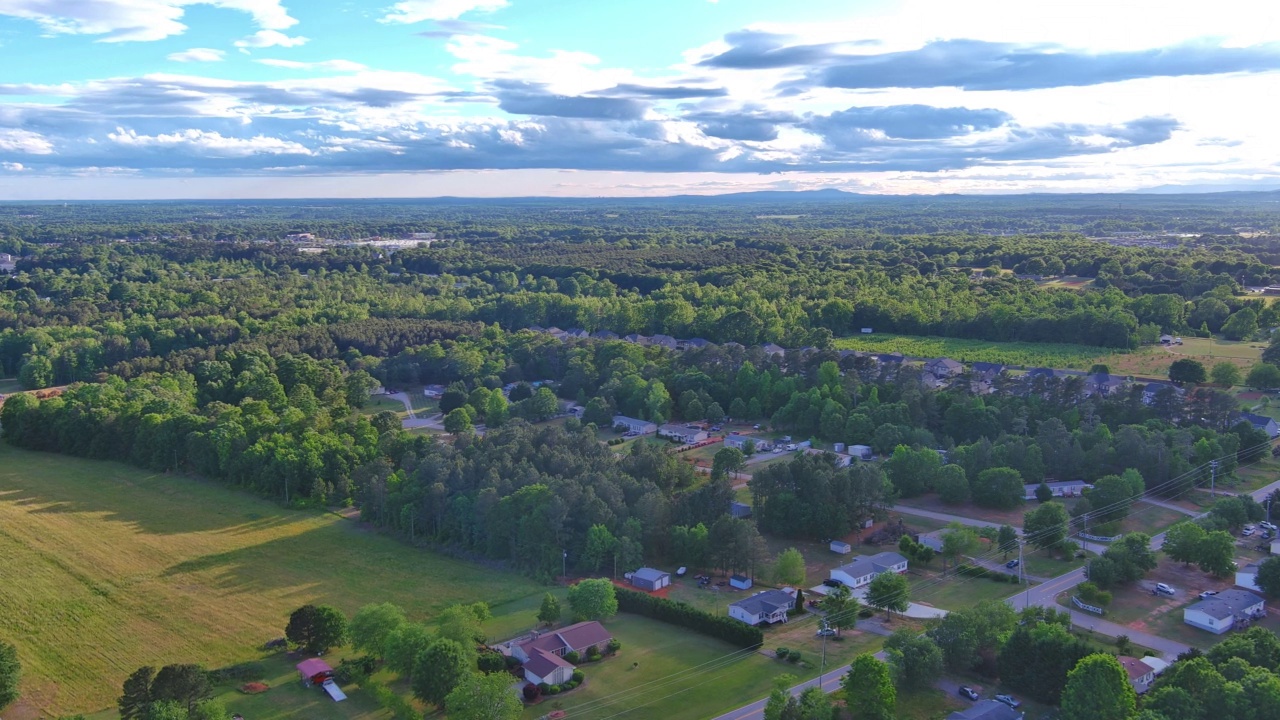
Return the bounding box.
[1254,557,1280,598]
[537,592,562,626]
[884,445,941,498]
[1211,362,1242,387]
[189,699,231,720]
[818,583,859,636]
[151,664,212,713]
[1221,307,1259,341]
[712,446,745,479]
[1035,482,1054,503]
[349,602,407,659]
[1247,363,1280,389]
[119,667,155,720]
[435,603,488,658]
[444,407,474,435]
[581,524,618,574]
[485,391,509,427]
[940,524,979,571]
[935,464,970,505]
[582,396,612,427]
[1060,654,1138,720]
[0,641,18,711]
[1024,501,1070,550]
[927,601,1017,673]
[842,654,895,720]
[866,571,910,618]
[773,547,806,587]
[1198,530,1237,577]
[1169,359,1207,385]
[568,578,618,621]
[385,623,433,677]
[1162,522,1206,566]
[1097,533,1158,587]
[145,701,189,720]
[972,467,1025,509]
[411,638,470,707]
[998,525,1019,560]
[286,604,348,654]
[883,630,943,691]
[795,686,834,720]
[444,670,522,720]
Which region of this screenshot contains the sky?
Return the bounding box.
[0,0,1278,199]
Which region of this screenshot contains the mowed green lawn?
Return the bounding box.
[0,443,545,717]
[833,333,1116,370]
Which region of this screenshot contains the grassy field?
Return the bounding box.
[833,334,1115,370]
[0,377,21,394]
[358,394,414,420]
[0,443,547,718]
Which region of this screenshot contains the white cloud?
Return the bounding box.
[234,30,308,48]
[257,59,367,72]
[0,0,297,42]
[380,0,508,25]
[108,127,312,156]
[0,129,54,154]
[168,48,226,62]
[1,161,25,171]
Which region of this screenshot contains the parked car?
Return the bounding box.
[816,627,836,637]
[710,426,722,432]
[1005,559,1020,569]
[1243,526,1256,536]
[753,424,761,430]
[676,566,687,577]
[1261,521,1278,532]
[995,694,1021,709]
[1264,531,1275,540]
[822,578,842,588]
[1155,583,1176,596]
[958,687,979,701]
[1199,590,1219,600]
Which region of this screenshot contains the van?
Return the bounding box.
[1156,583,1175,596]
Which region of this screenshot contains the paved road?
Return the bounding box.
[710,645,888,720]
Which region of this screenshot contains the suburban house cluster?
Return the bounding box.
[507,621,614,686]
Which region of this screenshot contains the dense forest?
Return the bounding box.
[3,195,1280,580]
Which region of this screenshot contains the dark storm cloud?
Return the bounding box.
[683,109,798,142]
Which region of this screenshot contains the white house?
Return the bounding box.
[1237,562,1264,592]
[1241,412,1280,438]
[1184,589,1266,634]
[423,384,446,398]
[658,424,708,444]
[522,648,574,686]
[847,445,873,460]
[924,358,964,378]
[1117,656,1156,694]
[728,588,797,625]
[612,416,657,434]
[724,435,758,451]
[829,552,909,589]
[1024,480,1093,500]
[917,529,950,552]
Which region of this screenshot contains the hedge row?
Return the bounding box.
[615,587,764,648]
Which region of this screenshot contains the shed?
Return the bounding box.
[1237,562,1263,592]
[730,501,753,519]
[729,574,753,590]
[296,658,334,687]
[847,445,873,460]
[829,540,852,554]
[631,567,671,591]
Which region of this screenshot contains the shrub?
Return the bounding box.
[334,655,378,685]
[505,654,522,669]
[572,670,584,683]
[565,680,579,690]
[615,587,763,649]
[538,683,551,694]
[523,684,541,701]
[607,638,622,653]
[787,650,802,663]
[776,647,790,658]
[564,650,581,664]
[587,645,602,661]
[477,651,506,674]
[549,685,562,695]
[858,608,874,618]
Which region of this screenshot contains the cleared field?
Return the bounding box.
[1104,336,1266,378]
[1036,275,1096,290]
[357,394,413,420]
[0,443,545,718]
[833,333,1116,370]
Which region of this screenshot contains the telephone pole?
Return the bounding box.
[1210,460,1219,498]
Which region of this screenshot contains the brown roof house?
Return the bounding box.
[511,621,613,686]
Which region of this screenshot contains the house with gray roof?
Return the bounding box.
[1240,412,1280,438]
[1184,589,1265,634]
[761,343,786,357]
[650,334,679,349]
[590,329,619,340]
[728,588,797,625]
[829,551,908,589]
[1141,381,1182,405]
[612,415,657,434]
[924,357,964,378]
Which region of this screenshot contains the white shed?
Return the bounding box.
[729,574,753,590]
[829,540,852,554]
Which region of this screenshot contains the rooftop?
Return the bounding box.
[731,589,796,616]
[1187,589,1264,620]
[632,567,669,582]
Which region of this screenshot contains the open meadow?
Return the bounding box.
[833,334,1118,370]
[0,444,546,718]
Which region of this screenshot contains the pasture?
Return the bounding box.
[833,333,1117,370]
[0,443,545,718]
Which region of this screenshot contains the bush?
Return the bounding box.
[587,645,602,661]
[858,608,874,618]
[572,670,584,683]
[334,655,378,685]
[477,651,506,674]
[523,684,541,701]
[565,680,579,690]
[538,683,551,694]
[564,650,581,664]
[505,654,522,669]
[549,685,562,695]
[607,638,622,653]
[208,661,267,683]
[776,647,790,658]
[787,650,802,663]
[615,588,763,649]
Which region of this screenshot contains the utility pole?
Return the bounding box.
[820,621,828,688]
[1268,499,1273,525]
[562,549,567,580]
[1210,460,1219,498]
[1020,542,1030,609]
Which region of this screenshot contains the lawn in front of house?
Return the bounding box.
[358,394,414,420]
[906,570,1025,611]
[518,613,883,720]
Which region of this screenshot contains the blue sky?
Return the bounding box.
[0,0,1278,198]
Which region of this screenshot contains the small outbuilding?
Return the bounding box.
[730,501,753,519]
[729,574,753,590]
[630,567,671,591]
[829,540,852,554]
[296,658,334,687]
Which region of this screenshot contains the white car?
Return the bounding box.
[1261,521,1278,532]
[1199,590,1219,600]
[1244,526,1256,536]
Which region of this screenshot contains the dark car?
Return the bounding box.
[958,687,979,701]
[822,578,842,588]
[1005,559,1020,569]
